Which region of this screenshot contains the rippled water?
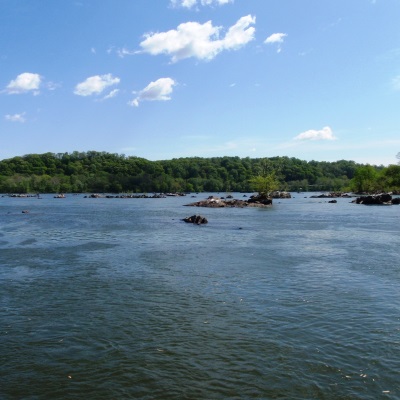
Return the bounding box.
[1,193,399,399]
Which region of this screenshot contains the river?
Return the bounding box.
[1,193,399,399]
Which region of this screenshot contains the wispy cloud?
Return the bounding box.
[101,89,120,100]
[46,81,61,91]
[4,73,42,95]
[264,33,287,53]
[294,126,337,141]
[328,18,342,29]
[139,15,255,62]
[179,135,265,156]
[392,75,400,91]
[74,74,120,96]
[129,77,176,107]
[170,0,233,9]
[5,112,26,123]
[116,47,136,58]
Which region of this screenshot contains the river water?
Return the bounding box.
[1,193,399,399]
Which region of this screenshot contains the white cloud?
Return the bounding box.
[201,0,233,5]
[265,33,287,44]
[5,113,26,123]
[171,0,233,8]
[264,33,287,53]
[171,0,197,7]
[116,47,136,58]
[102,89,120,100]
[129,78,176,107]
[46,81,61,91]
[139,15,255,62]
[5,73,41,94]
[294,126,337,141]
[392,75,400,90]
[74,74,120,96]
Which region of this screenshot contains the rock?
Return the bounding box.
[166,192,186,197]
[247,194,273,206]
[185,196,226,207]
[391,197,400,205]
[182,215,208,224]
[310,192,350,198]
[22,210,29,214]
[328,199,337,203]
[270,191,292,199]
[355,193,392,205]
[185,194,272,208]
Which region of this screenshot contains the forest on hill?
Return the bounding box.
[0,151,398,194]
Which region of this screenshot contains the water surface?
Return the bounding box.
[1,193,399,399]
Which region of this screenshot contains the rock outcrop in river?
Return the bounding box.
[182,215,208,224]
[310,192,352,198]
[270,191,292,199]
[353,193,399,205]
[184,194,273,208]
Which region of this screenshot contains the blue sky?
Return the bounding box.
[1,0,399,165]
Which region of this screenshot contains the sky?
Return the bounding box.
[1,0,400,165]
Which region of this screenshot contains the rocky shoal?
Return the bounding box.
[184,195,273,208]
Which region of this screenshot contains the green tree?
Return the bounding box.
[249,172,279,195]
[382,165,400,190]
[350,165,379,193]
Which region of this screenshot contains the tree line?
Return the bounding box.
[0,151,398,194]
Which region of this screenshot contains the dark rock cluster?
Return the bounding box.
[354,193,398,205]
[182,215,208,224]
[247,194,273,206]
[310,192,351,198]
[185,194,273,208]
[270,191,292,199]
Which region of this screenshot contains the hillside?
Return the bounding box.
[0,151,392,194]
